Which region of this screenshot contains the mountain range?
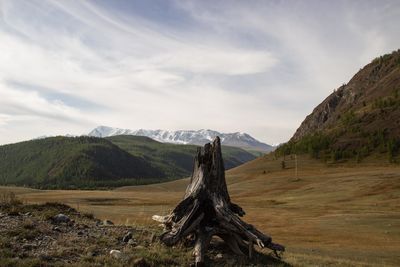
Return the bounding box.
[88,126,274,152]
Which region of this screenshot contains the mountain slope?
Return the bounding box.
[0,136,164,189]
[0,135,256,189]
[106,135,256,178]
[89,126,274,152]
[279,50,400,161]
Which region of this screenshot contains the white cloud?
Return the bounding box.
[0,81,83,122]
[0,114,12,126]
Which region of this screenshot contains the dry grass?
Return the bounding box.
[2,155,400,266]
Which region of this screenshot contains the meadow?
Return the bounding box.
[2,154,399,266]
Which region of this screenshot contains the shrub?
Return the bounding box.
[0,191,22,206]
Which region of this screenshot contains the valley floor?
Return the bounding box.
[1,155,400,266]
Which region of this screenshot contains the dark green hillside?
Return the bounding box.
[0,135,255,189]
[222,146,258,169]
[0,136,164,189]
[276,50,400,163]
[107,135,256,178]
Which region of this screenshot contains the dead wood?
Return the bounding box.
[153,137,284,265]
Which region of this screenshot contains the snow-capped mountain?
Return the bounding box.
[88,126,274,152]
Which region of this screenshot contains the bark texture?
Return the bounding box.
[153,137,284,265]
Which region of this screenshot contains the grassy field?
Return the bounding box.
[1,155,399,266]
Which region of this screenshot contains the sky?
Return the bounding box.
[0,0,399,145]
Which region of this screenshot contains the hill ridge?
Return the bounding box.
[0,135,256,189]
[279,49,400,162]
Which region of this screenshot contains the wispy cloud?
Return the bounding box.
[0,0,399,145]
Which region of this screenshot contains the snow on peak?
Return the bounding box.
[88,126,274,152]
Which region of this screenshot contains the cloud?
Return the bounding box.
[0,114,12,126]
[0,0,399,145]
[0,80,84,122]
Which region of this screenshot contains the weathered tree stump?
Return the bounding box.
[153,137,284,266]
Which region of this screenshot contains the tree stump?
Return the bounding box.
[152,137,285,266]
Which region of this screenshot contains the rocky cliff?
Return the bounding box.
[291,50,400,145]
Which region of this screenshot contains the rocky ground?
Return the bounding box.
[0,196,287,267]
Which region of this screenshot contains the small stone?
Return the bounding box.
[215,253,223,259]
[110,249,122,259]
[122,231,133,242]
[103,219,114,226]
[53,226,61,232]
[52,214,70,224]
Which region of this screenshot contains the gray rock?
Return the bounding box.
[102,219,114,226]
[109,249,122,259]
[52,214,70,224]
[122,231,133,242]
